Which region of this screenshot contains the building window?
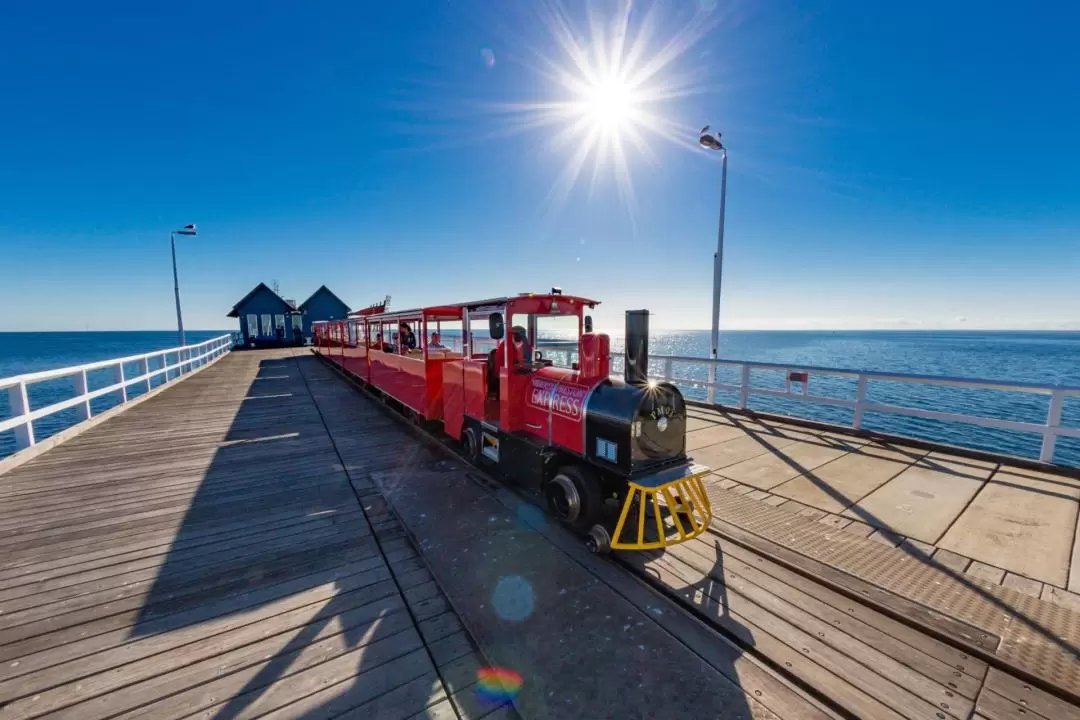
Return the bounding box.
[247,314,258,338]
[261,314,272,336]
[291,314,303,331]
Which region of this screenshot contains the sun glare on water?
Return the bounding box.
[488,1,721,214]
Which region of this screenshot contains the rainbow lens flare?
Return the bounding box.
[475,667,523,705]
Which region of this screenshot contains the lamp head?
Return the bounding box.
[698,125,724,151]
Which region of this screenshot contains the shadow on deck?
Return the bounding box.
[0,351,462,720]
[687,407,1080,699]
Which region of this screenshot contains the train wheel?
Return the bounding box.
[585,524,612,554]
[462,427,481,463]
[545,466,603,530]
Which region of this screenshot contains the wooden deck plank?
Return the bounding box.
[631,549,950,720]
[111,631,427,720]
[975,686,1054,720]
[0,521,366,609]
[0,541,380,648]
[670,538,984,700]
[0,349,460,720]
[0,509,363,585]
[0,581,404,716]
[620,549,906,720]
[0,567,392,692]
[0,501,358,568]
[983,668,1080,720]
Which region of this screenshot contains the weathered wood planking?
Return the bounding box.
[0,349,467,720]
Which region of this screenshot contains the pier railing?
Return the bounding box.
[647,355,1080,465]
[532,343,1080,465]
[0,334,234,456]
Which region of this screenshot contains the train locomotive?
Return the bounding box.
[313,291,712,552]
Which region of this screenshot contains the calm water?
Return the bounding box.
[2,330,1078,466]
[639,330,1080,468]
[0,331,227,458]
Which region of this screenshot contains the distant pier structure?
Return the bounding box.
[227,282,350,347]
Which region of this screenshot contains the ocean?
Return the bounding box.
[0,331,227,459]
[2,330,1078,466]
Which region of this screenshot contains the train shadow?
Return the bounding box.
[127,351,443,719]
[634,540,758,719]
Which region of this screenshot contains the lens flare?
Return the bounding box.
[476,667,523,705]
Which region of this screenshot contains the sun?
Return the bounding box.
[581,74,636,132]
[486,1,720,214]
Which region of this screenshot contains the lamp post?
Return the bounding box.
[699,126,727,404]
[171,224,197,346]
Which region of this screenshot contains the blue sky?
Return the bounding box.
[1,0,1078,331]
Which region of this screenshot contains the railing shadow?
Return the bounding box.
[713,411,1080,664]
[125,352,442,719]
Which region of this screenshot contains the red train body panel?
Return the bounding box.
[312,291,712,553]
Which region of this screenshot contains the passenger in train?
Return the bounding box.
[398,323,417,352]
[372,333,392,352]
[427,332,449,352]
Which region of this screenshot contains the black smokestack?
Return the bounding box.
[625,309,649,385]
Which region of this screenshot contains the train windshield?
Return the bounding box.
[534,314,579,369]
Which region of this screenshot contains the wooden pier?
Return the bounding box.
[1,348,1079,719]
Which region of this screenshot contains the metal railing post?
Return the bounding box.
[853,375,868,429]
[73,370,91,421]
[139,357,151,393]
[7,381,34,450]
[113,362,127,403]
[1040,390,1065,463]
[738,365,750,409]
[706,362,717,404]
[663,358,673,382]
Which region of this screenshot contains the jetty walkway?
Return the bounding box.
[1,348,1078,719]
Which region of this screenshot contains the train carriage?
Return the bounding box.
[315,290,712,553]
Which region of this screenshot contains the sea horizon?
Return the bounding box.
[2,328,1078,466]
[3,327,1080,335]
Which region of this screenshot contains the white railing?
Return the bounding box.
[454,339,1078,464]
[642,355,1080,464]
[1,334,234,455]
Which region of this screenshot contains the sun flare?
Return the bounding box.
[580,74,636,132]
[486,1,720,215]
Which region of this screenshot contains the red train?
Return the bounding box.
[313,290,711,552]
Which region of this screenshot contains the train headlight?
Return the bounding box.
[657,416,668,433]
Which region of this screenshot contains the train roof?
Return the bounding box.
[346,293,599,322]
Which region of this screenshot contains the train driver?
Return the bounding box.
[494,325,533,369]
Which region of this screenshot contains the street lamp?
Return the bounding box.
[699,125,727,404]
[171,224,197,346]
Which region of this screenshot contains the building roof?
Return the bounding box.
[298,285,351,313]
[226,282,297,318]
